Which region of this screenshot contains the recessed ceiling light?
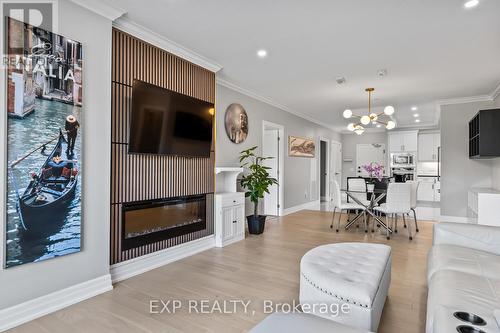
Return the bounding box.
[464,0,479,8]
[415,119,421,123]
[411,106,418,111]
[257,49,267,58]
[413,113,419,117]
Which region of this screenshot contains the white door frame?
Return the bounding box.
[262,120,284,216]
[318,137,330,203]
[331,139,342,193]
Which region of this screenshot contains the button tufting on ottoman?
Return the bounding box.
[299,242,391,332]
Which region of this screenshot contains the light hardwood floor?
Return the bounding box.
[9,210,433,333]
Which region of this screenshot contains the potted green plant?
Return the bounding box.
[239,146,278,234]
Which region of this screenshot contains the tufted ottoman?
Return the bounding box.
[299,243,391,332]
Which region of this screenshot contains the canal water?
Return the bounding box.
[6,98,82,268]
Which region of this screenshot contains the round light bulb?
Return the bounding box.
[360,115,371,125]
[369,113,378,122]
[384,105,395,116]
[386,120,396,130]
[347,123,355,131]
[343,109,352,119]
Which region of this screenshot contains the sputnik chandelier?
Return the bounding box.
[343,88,396,135]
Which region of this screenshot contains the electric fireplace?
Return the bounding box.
[122,194,206,250]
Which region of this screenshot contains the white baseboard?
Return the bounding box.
[283,200,321,216]
[438,215,472,223]
[110,235,215,283]
[0,274,112,332]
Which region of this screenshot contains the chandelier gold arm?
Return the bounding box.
[344,87,395,133]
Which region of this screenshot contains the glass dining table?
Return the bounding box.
[340,187,392,233]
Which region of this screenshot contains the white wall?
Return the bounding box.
[440,99,498,217]
[340,132,388,187]
[0,1,112,309]
[216,84,341,212]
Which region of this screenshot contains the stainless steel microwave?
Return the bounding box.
[390,153,415,167]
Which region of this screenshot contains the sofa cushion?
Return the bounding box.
[427,244,500,282]
[426,269,500,333]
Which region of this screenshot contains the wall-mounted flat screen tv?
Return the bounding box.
[129,80,214,157]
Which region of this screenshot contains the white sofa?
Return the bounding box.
[427,222,500,333]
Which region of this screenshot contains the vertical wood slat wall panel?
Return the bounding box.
[111,28,216,265]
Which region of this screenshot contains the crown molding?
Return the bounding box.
[113,17,222,73]
[436,94,493,106]
[491,81,500,101]
[68,0,126,21]
[216,78,338,132]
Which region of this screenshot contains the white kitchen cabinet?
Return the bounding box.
[417,177,435,201]
[389,133,404,152]
[402,131,418,152]
[388,131,418,152]
[434,180,440,202]
[418,132,440,161]
[215,168,246,247]
[418,134,434,161]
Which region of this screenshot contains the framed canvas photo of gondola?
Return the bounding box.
[4,17,83,268]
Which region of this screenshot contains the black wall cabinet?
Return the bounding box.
[469,108,500,159]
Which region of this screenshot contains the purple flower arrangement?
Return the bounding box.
[361,162,385,181]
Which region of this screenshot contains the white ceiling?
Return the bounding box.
[109,0,500,132]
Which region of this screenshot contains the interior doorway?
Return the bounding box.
[320,140,328,202]
[262,121,284,216]
[356,143,387,177]
[330,140,342,197]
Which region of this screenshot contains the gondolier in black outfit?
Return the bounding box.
[65,115,79,155]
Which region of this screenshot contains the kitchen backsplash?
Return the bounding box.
[418,161,439,175]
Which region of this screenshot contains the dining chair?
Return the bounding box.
[346,177,370,228]
[330,180,367,232]
[373,182,412,240]
[406,180,420,232]
[347,177,370,206]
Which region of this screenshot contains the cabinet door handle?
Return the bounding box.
[233,220,237,223]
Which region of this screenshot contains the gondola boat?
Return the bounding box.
[18,130,78,230]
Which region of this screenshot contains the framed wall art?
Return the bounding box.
[289,135,315,158]
[5,17,83,267]
[224,103,248,144]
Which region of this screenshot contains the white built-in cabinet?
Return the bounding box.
[215,168,245,247]
[418,132,440,161]
[388,131,418,152]
[468,188,500,226]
